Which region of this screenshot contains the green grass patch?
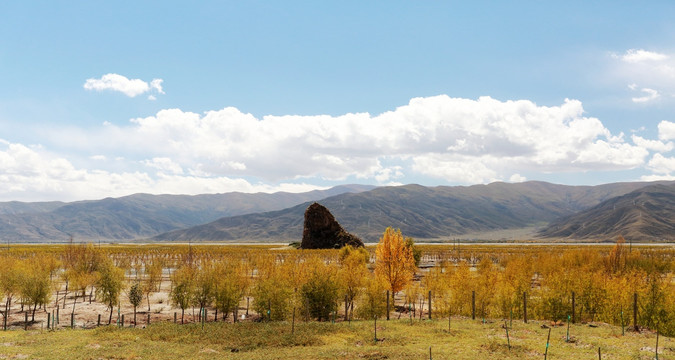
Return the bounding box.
[0,318,672,359]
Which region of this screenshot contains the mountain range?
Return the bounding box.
[0,185,374,242]
[153,181,675,243]
[1,181,673,243]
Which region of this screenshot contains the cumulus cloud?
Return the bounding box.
[70,96,646,185]
[618,49,668,63]
[631,135,674,153]
[8,95,668,200]
[642,153,675,181]
[0,141,323,201]
[83,73,164,98]
[658,121,675,141]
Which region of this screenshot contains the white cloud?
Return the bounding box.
[509,174,527,183]
[658,121,675,141]
[631,135,674,153]
[619,49,668,63]
[41,95,650,188]
[0,141,324,201]
[646,153,675,174]
[630,86,660,103]
[142,157,184,175]
[83,73,164,98]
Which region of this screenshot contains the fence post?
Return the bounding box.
[70,313,74,329]
[147,313,150,325]
[174,312,177,323]
[428,290,432,320]
[121,314,124,328]
[633,293,638,332]
[97,314,101,327]
[471,291,476,320]
[47,313,51,329]
[523,291,528,324]
[386,291,390,320]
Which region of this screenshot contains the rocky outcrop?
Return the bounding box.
[300,202,364,249]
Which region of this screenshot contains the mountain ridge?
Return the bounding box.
[152,180,675,243]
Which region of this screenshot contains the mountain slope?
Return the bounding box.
[538,183,675,242]
[0,185,375,242]
[153,181,672,242]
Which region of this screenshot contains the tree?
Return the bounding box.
[143,258,163,312]
[192,264,215,322]
[252,256,292,321]
[96,259,125,325]
[170,265,194,324]
[0,257,20,329]
[356,274,387,320]
[213,259,248,322]
[338,246,369,320]
[18,258,51,322]
[128,282,143,326]
[405,237,422,267]
[301,258,340,321]
[375,227,416,296]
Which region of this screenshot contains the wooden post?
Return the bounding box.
[56,307,59,325]
[174,312,177,323]
[571,291,575,324]
[471,291,476,320]
[386,291,390,320]
[374,316,377,341]
[97,314,101,327]
[47,313,51,329]
[598,347,601,360]
[633,293,638,332]
[523,292,528,324]
[70,313,74,329]
[147,313,150,325]
[428,290,432,320]
[121,314,124,328]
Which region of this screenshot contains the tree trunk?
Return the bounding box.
[108,306,113,325]
[147,293,151,312]
[133,306,137,327]
[181,308,185,324]
[31,303,37,322]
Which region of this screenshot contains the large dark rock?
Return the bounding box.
[300,202,364,249]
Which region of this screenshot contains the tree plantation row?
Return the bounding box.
[1,232,675,337]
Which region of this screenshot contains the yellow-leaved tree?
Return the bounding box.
[375,227,416,297]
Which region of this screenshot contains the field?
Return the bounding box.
[0,316,670,359]
[0,241,673,359]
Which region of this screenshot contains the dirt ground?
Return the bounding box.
[1,273,260,330]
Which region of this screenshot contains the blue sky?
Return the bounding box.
[1,1,675,201]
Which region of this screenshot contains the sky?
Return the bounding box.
[1,1,675,201]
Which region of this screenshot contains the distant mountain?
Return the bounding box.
[0,201,65,215]
[153,181,672,243]
[538,184,675,242]
[0,185,375,242]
